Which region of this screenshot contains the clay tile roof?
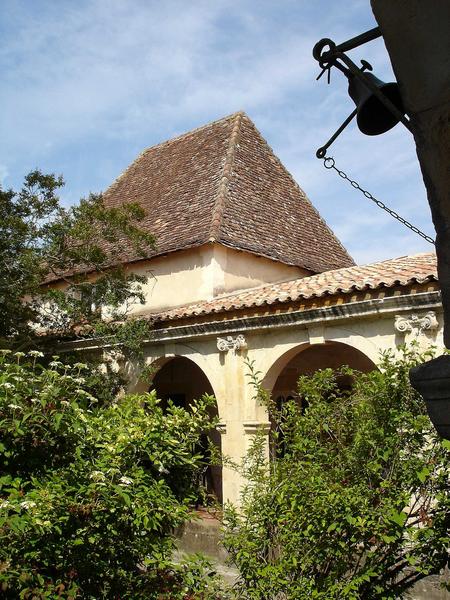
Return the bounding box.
[153,252,438,322]
[103,112,354,273]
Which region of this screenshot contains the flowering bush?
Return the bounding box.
[0,351,222,598]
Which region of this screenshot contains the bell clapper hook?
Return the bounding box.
[316,109,357,159]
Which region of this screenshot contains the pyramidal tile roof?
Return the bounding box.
[152,252,438,322]
[103,112,354,273]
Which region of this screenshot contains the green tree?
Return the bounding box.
[0,174,229,597]
[0,350,225,599]
[223,348,450,599]
[0,170,154,350]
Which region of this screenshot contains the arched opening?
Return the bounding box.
[272,341,376,401]
[267,342,377,458]
[150,356,222,504]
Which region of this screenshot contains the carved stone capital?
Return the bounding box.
[217,334,247,353]
[394,311,439,336]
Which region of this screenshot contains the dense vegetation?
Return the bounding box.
[224,348,450,599]
[0,173,224,598]
[0,352,223,598]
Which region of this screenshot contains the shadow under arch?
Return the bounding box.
[262,341,377,396]
[149,355,223,505]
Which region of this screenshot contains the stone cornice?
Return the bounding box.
[60,291,441,352]
[150,291,442,343]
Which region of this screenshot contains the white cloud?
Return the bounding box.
[0,0,435,265]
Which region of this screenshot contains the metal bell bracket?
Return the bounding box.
[313,26,412,159]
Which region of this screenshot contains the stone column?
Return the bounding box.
[243,420,272,459]
[215,334,269,506]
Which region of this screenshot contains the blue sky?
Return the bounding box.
[0,0,435,265]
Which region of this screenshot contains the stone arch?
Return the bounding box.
[130,344,226,415]
[318,325,382,366]
[262,340,376,395]
[149,355,216,404]
[261,342,310,392]
[148,355,223,504]
[262,341,377,459]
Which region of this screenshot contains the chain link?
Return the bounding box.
[322,157,435,245]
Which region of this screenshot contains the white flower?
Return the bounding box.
[60,400,70,407]
[14,352,26,358]
[73,377,86,385]
[74,363,88,370]
[30,398,39,404]
[48,356,64,369]
[119,476,133,486]
[0,500,10,509]
[0,349,12,355]
[1,382,14,389]
[90,471,105,482]
[8,404,21,410]
[157,465,169,475]
[28,351,44,358]
[75,390,96,402]
[20,501,36,510]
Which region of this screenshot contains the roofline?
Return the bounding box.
[149,291,443,343]
[146,251,437,322]
[232,115,355,267]
[106,112,247,197]
[57,290,442,353]
[209,112,243,241]
[48,111,355,282]
[44,239,314,285]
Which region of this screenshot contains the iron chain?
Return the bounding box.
[322,156,435,245]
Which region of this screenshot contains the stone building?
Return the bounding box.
[72,112,443,507]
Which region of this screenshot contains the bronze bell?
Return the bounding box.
[348,72,405,136]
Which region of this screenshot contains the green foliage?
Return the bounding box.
[0,351,224,599]
[93,317,155,378]
[0,170,155,349]
[224,348,450,599]
[94,318,153,362]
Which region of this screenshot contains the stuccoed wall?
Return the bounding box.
[122,243,305,315]
[127,301,444,507]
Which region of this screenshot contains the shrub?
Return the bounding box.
[0,350,223,599]
[223,347,450,599]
